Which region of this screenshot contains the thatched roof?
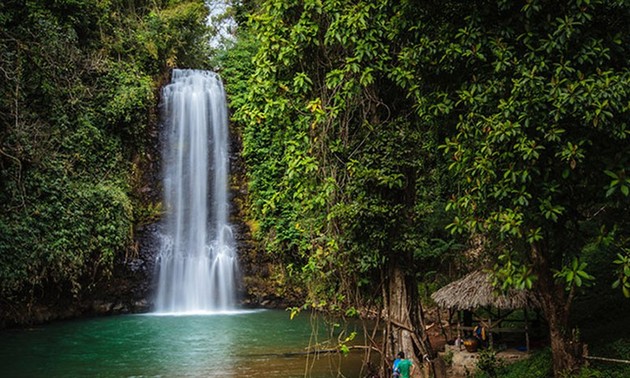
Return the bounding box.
[431,270,539,311]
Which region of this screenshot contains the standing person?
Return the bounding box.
[392,352,402,377]
[394,351,415,378]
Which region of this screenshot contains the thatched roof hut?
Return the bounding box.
[431,270,540,311]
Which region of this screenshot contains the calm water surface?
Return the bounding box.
[0,310,365,377]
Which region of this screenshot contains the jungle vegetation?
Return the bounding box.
[218,0,630,376]
[0,0,210,320]
[1,0,629,377]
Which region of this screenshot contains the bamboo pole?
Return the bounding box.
[584,356,630,365]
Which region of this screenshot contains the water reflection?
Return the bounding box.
[0,310,365,377]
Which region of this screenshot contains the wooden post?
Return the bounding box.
[448,308,455,340]
[524,308,530,353]
[488,318,493,349]
[457,310,462,350]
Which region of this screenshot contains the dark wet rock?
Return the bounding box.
[92,301,113,313]
[0,123,302,328]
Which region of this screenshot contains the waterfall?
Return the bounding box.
[154,69,237,314]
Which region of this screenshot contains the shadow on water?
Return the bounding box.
[0,309,365,377]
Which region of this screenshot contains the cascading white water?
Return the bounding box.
[154,69,237,314]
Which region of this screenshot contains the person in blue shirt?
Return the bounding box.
[392,352,402,377]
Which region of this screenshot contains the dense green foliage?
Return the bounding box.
[221,0,459,313]
[221,0,630,373]
[477,343,630,378]
[0,0,210,310]
[435,0,630,295]
[224,0,630,303]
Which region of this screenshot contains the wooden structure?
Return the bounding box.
[431,270,540,352]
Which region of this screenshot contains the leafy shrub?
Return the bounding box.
[484,348,553,378]
[475,348,505,378]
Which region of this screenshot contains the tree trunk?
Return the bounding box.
[531,243,583,377]
[384,262,439,378]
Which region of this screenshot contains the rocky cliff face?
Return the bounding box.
[228,123,304,310]
[0,104,300,329]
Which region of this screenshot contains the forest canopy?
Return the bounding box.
[219,0,630,375]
